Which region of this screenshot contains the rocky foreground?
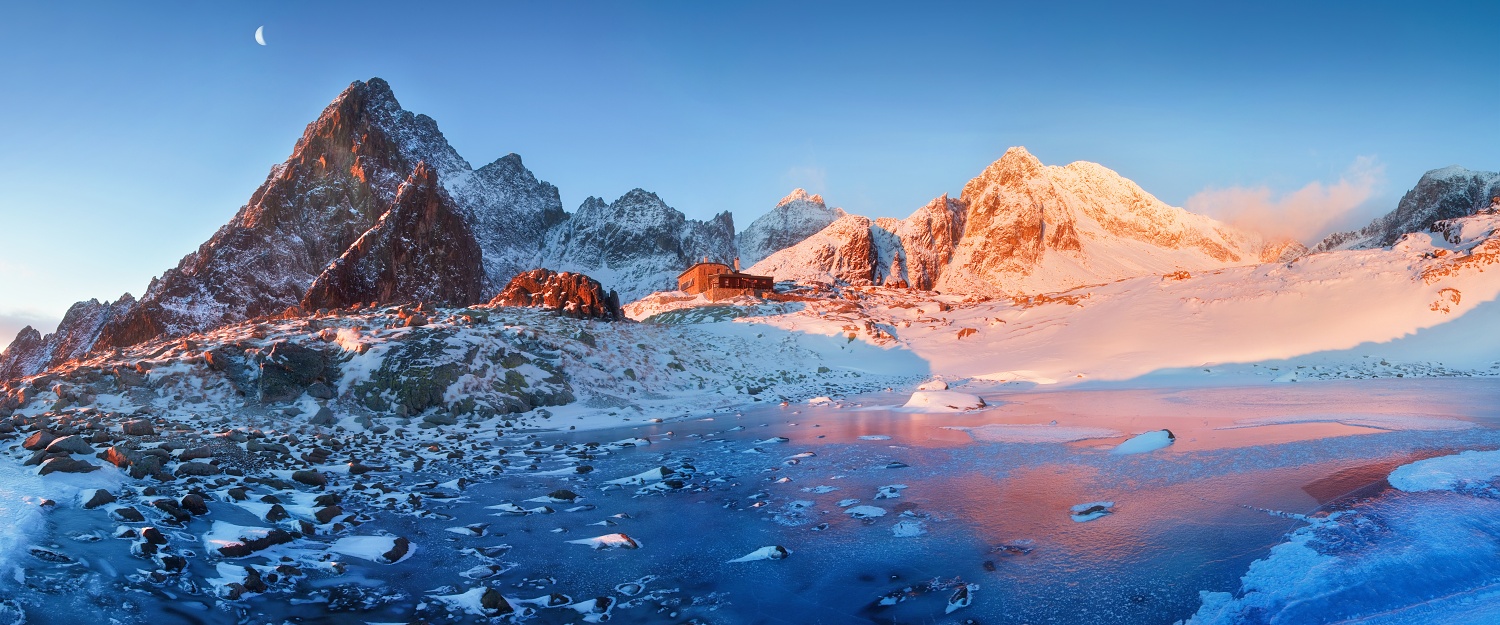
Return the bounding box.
[0,294,922,620]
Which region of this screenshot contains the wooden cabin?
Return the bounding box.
[678,258,774,301]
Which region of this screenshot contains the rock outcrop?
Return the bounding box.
[302,162,487,310]
[1314,166,1500,252]
[735,189,846,266]
[489,269,622,321]
[0,296,136,382]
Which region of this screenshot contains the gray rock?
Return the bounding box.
[309,407,337,426]
[38,457,99,475]
[174,461,219,477]
[121,419,155,436]
[292,470,327,488]
[111,506,145,522]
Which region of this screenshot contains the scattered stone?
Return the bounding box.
[122,419,155,436]
[175,461,219,477]
[22,430,57,451]
[292,470,328,488]
[180,493,209,516]
[81,489,116,509]
[45,435,94,455]
[39,456,100,475]
[111,506,146,523]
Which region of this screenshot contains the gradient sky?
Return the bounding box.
[1,1,1497,340]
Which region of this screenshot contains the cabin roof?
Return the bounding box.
[677,262,732,280]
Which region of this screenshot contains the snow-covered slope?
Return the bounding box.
[446,153,568,290]
[1315,165,1500,252]
[541,190,737,301]
[689,209,1500,386]
[735,189,846,266]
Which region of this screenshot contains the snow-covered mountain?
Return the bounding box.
[753,147,1290,296]
[735,189,846,266]
[2,78,1493,386]
[541,189,736,301]
[0,79,736,382]
[1314,165,1500,252]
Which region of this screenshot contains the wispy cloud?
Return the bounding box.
[1185,156,1384,243]
[782,165,828,195]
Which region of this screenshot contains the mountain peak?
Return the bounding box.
[778,188,825,207]
[968,146,1045,191]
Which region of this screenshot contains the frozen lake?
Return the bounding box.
[7,377,1500,624]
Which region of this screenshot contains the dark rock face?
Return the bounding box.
[1315,166,1500,252]
[542,190,737,300]
[490,269,622,320]
[100,78,469,345]
[257,341,339,404]
[302,162,487,311]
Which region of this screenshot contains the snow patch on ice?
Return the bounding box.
[1111,430,1175,455]
[1389,449,1500,492]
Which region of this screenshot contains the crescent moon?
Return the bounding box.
[255,26,266,46]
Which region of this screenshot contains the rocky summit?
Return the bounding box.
[736,189,847,266]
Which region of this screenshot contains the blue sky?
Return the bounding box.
[1,1,1497,339]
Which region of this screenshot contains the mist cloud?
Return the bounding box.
[1185,156,1384,244]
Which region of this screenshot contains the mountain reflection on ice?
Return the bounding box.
[4,378,1500,624]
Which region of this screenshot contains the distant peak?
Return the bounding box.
[998,146,1042,168]
[1422,164,1483,181]
[619,188,664,205]
[779,188,826,207]
[968,146,1045,190]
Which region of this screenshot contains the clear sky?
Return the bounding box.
[1,1,1497,340]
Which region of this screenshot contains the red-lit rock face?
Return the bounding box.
[488,269,622,321]
[302,162,487,311]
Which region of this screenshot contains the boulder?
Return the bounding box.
[174,461,219,477]
[292,470,327,488]
[45,435,94,455]
[121,419,155,436]
[22,430,57,451]
[258,341,333,404]
[111,506,146,523]
[81,489,116,509]
[38,457,99,475]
